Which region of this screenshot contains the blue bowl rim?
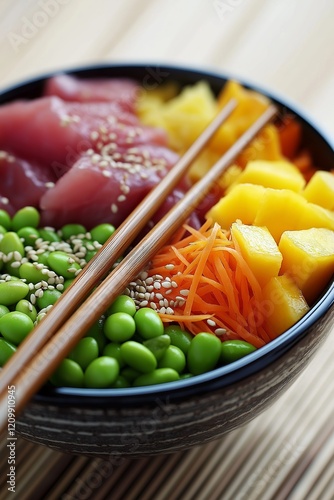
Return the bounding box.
[1,62,333,407]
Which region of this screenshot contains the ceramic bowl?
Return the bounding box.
[1,64,333,458]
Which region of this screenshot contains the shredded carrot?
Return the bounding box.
[146,219,270,348]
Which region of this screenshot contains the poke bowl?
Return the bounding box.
[0,64,333,458]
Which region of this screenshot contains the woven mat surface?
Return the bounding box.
[0,1,333,498]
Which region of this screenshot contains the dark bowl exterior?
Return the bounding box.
[1,64,333,457]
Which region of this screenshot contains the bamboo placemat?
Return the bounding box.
[0,0,333,498]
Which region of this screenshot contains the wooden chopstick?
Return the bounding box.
[0,99,236,395]
[0,103,276,429]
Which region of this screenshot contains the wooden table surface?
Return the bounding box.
[0,1,333,499]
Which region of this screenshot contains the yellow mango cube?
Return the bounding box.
[231,223,282,286]
[210,81,269,154]
[253,188,308,242]
[279,228,334,304]
[299,203,334,231]
[231,160,306,192]
[206,184,266,229]
[262,275,309,339]
[162,81,217,151]
[236,125,283,168]
[302,171,334,210]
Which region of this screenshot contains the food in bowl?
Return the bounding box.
[0,64,332,458]
[0,71,333,392]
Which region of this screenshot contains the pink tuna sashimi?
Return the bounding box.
[0,151,56,215]
[40,144,179,229]
[0,96,168,173]
[44,74,139,112]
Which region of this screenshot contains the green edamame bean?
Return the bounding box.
[121,367,141,383]
[60,224,86,240]
[37,251,50,266]
[143,334,170,361]
[85,250,97,262]
[0,280,29,306]
[164,325,193,354]
[19,262,47,284]
[47,251,81,279]
[0,311,34,345]
[0,305,10,318]
[120,341,157,373]
[103,312,136,342]
[220,340,256,364]
[38,228,61,243]
[68,337,99,370]
[158,345,186,373]
[16,299,37,322]
[90,223,115,244]
[112,375,130,388]
[84,356,119,388]
[103,342,125,368]
[17,226,40,246]
[0,232,24,256]
[12,207,40,231]
[63,279,74,290]
[133,368,179,387]
[85,319,107,354]
[187,332,221,375]
[107,295,136,317]
[0,338,16,366]
[0,209,11,230]
[50,358,84,387]
[36,289,62,310]
[134,308,164,339]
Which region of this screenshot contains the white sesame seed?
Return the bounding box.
[215,328,227,336]
[207,319,216,327]
[10,261,21,268]
[162,281,172,289]
[166,307,174,315]
[111,204,118,214]
[154,282,161,290]
[139,300,148,307]
[165,264,174,270]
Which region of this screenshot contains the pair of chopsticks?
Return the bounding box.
[0,98,276,431]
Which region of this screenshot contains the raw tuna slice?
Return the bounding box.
[44,74,139,112]
[0,96,168,173]
[0,151,55,215]
[40,144,179,229]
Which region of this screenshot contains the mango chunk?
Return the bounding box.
[302,171,334,210]
[231,223,282,286]
[230,160,306,192]
[206,184,266,229]
[253,188,308,243]
[298,203,334,232]
[236,125,283,168]
[279,228,334,304]
[262,275,309,339]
